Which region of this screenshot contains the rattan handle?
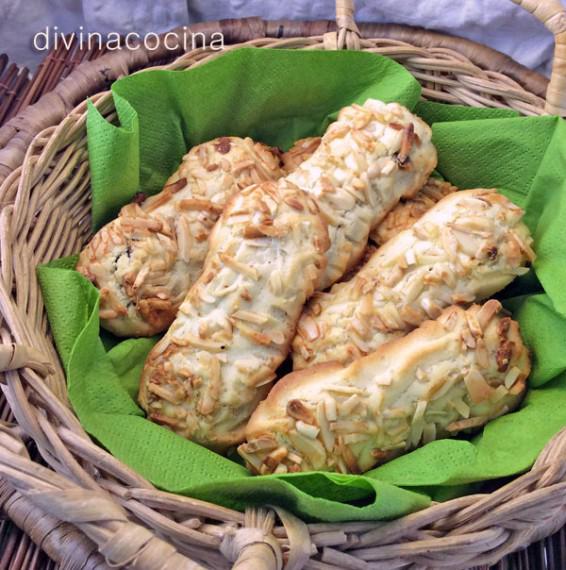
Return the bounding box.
[324,0,361,49]
[513,0,566,115]
[330,0,565,114]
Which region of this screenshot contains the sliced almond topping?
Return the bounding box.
[447,416,486,432]
[268,446,288,463]
[232,159,256,174]
[149,412,179,427]
[509,377,526,396]
[296,421,320,440]
[492,385,509,403]
[475,300,502,330]
[121,217,163,232]
[177,198,224,213]
[218,253,259,281]
[283,196,305,211]
[288,430,326,469]
[231,319,272,345]
[297,316,320,341]
[343,433,370,445]
[242,434,278,453]
[231,310,270,325]
[317,401,335,452]
[175,216,194,263]
[449,398,470,419]
[324,397,338,422]
[242,225,263,239]
[464,368,495,404]
[509,230,536,263]
[147,383,184,405]
[422,422,437,444]
[287,452,303,464]
[395,123,415,168]
[238,448,263,473]
[164,177,188,193]
[504,366,522,389]
[287,399,315,424]
[198,355,221,415]
[339,395,362,416]
[171,334,225,352]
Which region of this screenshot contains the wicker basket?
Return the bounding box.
[1,0,566,568]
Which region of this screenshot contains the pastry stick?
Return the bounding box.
[284,137,456,248]
[77,137,283,337]
[240,302,530,475]
[286,100,437,289]
[340,179,456,282]
[370,178,457,245]
[293,189,534,368]
[138,180,329,450]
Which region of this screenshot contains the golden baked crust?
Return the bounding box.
[286,100,437,289]
[370,178,457,245]
[281,137,321,173]
[240,302,530,475]
[138,180,329,450]
[292,189,534,369]
[77,137,283,337]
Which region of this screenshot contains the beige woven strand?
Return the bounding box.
[512,0,566,115]
[0,343,53,376]
[0,429,206,570]
[324,0,361,49]
[0,483,109,570]
[270,507,313,570]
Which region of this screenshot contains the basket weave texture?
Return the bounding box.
[1,0,566,569]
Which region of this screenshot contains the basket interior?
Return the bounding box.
[1,37,565,570]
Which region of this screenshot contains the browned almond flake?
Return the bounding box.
[284,196,305,210]
[447,416,486,432]
[149,412,179,427]
[242,225,264,239]
[177,198,224,213]
[395,123,415,168]
[287,399,315,424]
[164,177,188,193]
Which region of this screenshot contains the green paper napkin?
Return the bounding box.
[87,48,421,229]
[38,48,566,521]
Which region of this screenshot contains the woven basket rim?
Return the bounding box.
[0,14,552,188]
[1,17,566,570]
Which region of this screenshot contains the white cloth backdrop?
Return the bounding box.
[0,0,560,74]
